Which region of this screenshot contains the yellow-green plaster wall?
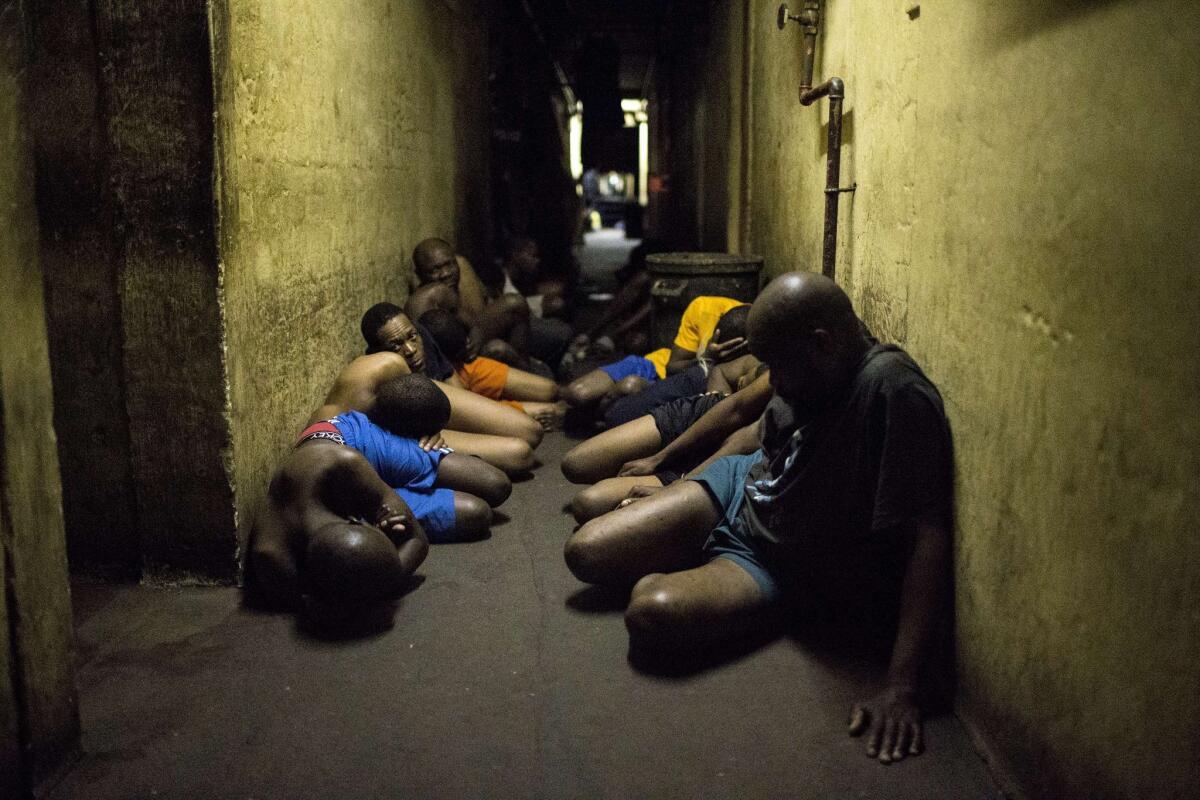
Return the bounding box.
[210,0,493,553]
[0,1,79,788]
[691,2,1200,797]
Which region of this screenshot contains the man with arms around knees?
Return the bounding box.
[247,415,429,616]
[563,272,953,764]
[309,373,510,544]
[561,361,768,522]
[407,237,535,368]
[418,308,566,431]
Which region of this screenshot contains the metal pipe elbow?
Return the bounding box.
[799,76,844,106]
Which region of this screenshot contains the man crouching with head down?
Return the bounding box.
[245,374,460,620]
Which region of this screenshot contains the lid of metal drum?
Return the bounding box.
[645,252,764,275]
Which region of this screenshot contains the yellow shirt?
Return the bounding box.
[643,296,746,379]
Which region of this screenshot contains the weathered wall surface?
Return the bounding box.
[0,0,79,788]
[210,0,493,552]
[29,0,141,578]
[688,1,1200,797]
[94,0,238,581]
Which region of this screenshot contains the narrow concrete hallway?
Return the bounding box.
[51,433,999,799]
[4,2,1196,798]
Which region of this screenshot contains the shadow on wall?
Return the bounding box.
[984,0,1126,52]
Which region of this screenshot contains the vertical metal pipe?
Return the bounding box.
[822,91,844,278]
[800,77,845,279]
[800,30,816,97]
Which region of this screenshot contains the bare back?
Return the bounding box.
[248,442,367,605]
[309,352,412,425]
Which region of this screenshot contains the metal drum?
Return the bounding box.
[646,253,764,349]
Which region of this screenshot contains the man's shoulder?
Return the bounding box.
[688,295,744,317]
[856,346,942,401]
[350,351,410,378]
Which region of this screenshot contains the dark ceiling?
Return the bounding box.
[523,0,671,96]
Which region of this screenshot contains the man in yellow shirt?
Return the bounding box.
[561,297,749,421]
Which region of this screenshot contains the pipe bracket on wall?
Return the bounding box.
[775,2,851,280]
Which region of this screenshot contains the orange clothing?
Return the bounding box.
[455,357,524,411]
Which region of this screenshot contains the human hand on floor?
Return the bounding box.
[848,685,924,764]
[417,432,447,451]
[618,455,662,477]
[616,484,663,508]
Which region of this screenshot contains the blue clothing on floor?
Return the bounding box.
[689,452,786,601]
[331,411,458,542]
[598,354,660,383]
[394,486,458,544]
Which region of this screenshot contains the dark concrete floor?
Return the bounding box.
[49,432,1001,800]
[46,236,1002,798]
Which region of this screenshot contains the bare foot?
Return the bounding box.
[526,400,567,431]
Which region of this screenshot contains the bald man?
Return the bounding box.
[408,237,534,368]
[563,272,954,765]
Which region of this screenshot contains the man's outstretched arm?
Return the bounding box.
[848,511,950,763]
[619,372,772,477]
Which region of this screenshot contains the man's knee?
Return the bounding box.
[497,293,531,319]
[625,574,688,646]
[560,444,597,484]
[561,378,592,408]
[570,484,612,524]
[613,375,649,399]
[514,414,544,449]
[477,465,513,508]
[496,437,536,474]
[455,494,493,539]
[563,518,621,584]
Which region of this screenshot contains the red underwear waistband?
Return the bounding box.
[296,420,345,447]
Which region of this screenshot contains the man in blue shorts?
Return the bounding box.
[561,298,750,421]
[563,272,954,765]
[309,372,512,543]
[247,427,430,616]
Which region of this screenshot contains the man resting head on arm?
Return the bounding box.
[246,431,429,620]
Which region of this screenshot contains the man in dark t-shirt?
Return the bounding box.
[563,272,953,765]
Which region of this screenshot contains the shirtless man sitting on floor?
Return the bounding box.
[307,373,511,544]
[406,237,534,368]
[417,308,566,431]
[247,378,454,613]
[356,304,545,474]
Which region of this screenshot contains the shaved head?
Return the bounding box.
[748,272,855,345]
[413,238,460,288]
[413,238,454,268]
[748,272,866,405]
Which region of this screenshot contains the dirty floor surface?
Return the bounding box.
[48,433,1001,799]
